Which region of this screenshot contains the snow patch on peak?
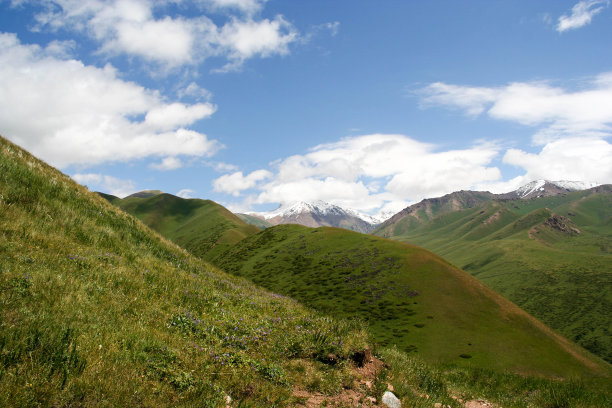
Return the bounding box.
[514,180,599,198]
[249,200,385,225]
[550,180,599,190]
[515,180,546,198]
[254,200,345,220]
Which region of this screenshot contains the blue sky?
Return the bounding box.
[1,0,611,216]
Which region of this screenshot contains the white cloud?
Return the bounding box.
[150,156,183,170]
[72,173,137,197]
[0,33,221,168]
[178,82,212,101]
[176,188,196,198]
[503,137,612,183]
[213,169,273,196]
[420,82,499,116]
[215,16,298,72]
[24,0,300,71]
[556,0,609,32]
[44,39,77,58]
[203,0,265,14]
[144,102,216,131]
[419,73,612,141]
[216,134,503,213]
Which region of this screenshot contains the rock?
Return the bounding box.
[382,390,401,408]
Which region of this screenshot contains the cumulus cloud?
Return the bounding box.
[213,169,273,196]
[420,73,612,141]
[150,157,183,170]
[72,173,137,197]
[214,134,503,214]
[0,33,221,168]
[23,0,299,71]
[503,137,612,183]
[203,0,266,14]
[216,129,612,215]
[215,16,298,72]
[557,0,609,32]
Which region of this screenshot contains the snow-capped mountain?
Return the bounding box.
[247,200,383,233]
[504,180,599,200]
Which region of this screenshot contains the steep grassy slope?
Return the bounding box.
[213,224,610,379]
[376,188,612,363]
[0,137,373,406]
[106,193,260,261]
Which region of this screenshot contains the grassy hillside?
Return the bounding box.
[213,224,610,379]
[0,137,375,406]
[375,189,612,363]
[373,191,495,237]
[107,193,260,261]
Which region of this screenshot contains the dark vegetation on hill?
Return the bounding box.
[102,192,260,261]
[3,134,610,407]
[213,224,610,380]
[373,188,612,363]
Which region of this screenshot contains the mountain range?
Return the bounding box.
[238,180,599,232]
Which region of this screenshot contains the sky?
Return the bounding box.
[1,0,611,217]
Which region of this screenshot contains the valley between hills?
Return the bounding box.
[1,135,611,407]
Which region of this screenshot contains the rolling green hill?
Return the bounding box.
[374,188,612,363]
[0,136,374,406]
[213,224,610,379]
[104,192,260,261]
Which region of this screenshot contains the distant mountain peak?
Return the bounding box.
[247,200,382,233]
[510,180,598,199]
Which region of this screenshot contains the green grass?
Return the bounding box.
[212,224,610,380]
[380,347,611,408]
[106,192,260,261]
[0,136,371,406]
[376,190,612,364]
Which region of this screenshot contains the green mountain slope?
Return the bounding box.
[213,224,610,379]
[374,188,612,363]
[107,193,260,260]
[0,137,373,406]
[373,191,495,237]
